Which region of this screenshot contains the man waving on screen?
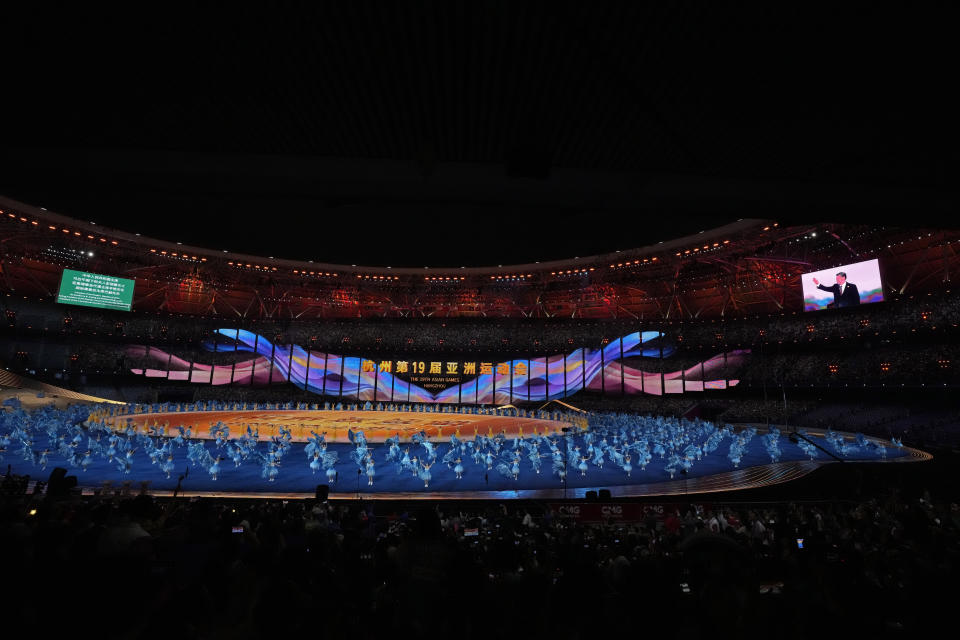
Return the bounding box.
[813,271,860,308]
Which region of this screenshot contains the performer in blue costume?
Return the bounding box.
[365,455,376,486]
[665,453,681,479]
[228,443,244,467]
[553,458,567,482]
[209,456,221,480]
[385,434,401,463]
[418,459,433,488]
[578,453,590,476]
[262,460,280,482]
[162,455,175,479]
[399,448,413,474]
[592,447,605,470]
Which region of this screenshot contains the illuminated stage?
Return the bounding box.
[116,409,576,443]
[81,440,928,501]
[57,408,931,500]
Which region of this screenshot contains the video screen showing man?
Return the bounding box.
[801,258,883,312]
[812,271,860,308]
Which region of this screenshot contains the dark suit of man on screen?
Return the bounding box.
[813,272,860,308]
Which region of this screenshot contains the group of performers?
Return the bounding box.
[0,397,903,489]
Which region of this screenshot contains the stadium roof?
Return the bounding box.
[2,4,957,267]
[5,193,957,320]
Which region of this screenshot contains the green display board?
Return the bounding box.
[56,269,135,311]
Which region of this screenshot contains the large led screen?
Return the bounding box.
[802,259,883,312]
[57,268,135,311]
[127,330,750,403]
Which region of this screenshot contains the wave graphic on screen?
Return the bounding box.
[127,330,748,402]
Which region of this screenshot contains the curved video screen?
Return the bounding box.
[802,259,883,312]
[126,330,749,403]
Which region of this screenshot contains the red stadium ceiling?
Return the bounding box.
[2,196,958,320]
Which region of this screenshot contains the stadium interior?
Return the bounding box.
[2,5,958,638]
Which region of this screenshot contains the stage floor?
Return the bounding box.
[115,409,574,443]
[51,410,932,499]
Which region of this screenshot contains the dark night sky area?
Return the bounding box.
[2,4,957,266]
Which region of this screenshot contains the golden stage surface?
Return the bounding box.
[115,410,576,443]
